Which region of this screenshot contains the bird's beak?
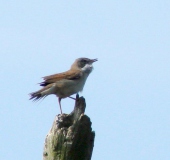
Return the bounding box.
[91,58,98,63]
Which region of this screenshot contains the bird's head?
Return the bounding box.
[71,58,98,73]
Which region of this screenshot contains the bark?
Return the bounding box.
[43,95,95,160]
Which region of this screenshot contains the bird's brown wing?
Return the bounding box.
[40,69,82,86]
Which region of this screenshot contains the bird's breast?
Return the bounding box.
[54,73,90,98]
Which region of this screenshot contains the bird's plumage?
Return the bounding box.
[40,69,82,86]
[29,57,97,113]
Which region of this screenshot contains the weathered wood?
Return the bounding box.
[43,95,95,160]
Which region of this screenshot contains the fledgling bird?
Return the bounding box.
[29,57,97,114]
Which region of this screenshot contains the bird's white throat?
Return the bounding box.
[81,64,93,74]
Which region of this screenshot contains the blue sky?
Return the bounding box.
[1,1,170,160]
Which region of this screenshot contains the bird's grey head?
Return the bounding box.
[71,58,97,73]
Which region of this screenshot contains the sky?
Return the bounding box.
[1,1,170,160]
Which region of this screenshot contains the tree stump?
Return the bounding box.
[43,95,95,160]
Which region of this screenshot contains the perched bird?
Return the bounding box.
[29,57,97,114]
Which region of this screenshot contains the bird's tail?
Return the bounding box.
[29,91,46,101]
[29,84,54,101]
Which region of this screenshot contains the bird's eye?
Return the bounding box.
[78,59,87,68]
[81,59,87,64]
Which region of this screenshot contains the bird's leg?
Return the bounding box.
[69,93,79,100]
[68,96,76,100]
[58,97,62,114]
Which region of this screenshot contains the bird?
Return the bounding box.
[29,57,97,114]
